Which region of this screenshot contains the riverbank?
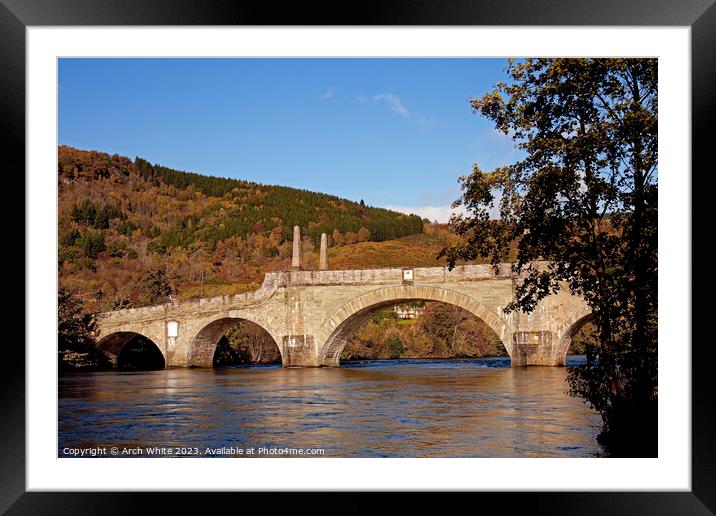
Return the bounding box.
[59,350,113,373]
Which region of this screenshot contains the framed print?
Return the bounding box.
[2,0,714,513]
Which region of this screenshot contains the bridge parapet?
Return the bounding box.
[286,262,532,286]
[98,271,288,324]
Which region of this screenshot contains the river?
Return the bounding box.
[58,355,603,458]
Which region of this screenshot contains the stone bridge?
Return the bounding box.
[95,228,592,368]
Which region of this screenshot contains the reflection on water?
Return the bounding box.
[58,356,603,457]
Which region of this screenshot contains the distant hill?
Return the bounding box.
[58,146,428,312]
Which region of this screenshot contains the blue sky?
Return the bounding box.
[59,58,520,221]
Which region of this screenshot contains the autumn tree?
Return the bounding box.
[225,322,281,363]
[383,333,405,359]
[58,286,113,371]
[440,58,657,456]
[416,302,503,357]
[58,286,97,353]
[138,264,176,305]
[344,231,358,246]
[357,227,371,242]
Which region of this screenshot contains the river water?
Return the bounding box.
[58,356,603,458]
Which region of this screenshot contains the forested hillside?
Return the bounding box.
[58,146,425,312]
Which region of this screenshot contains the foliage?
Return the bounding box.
[341,302,507,360]
[569,321,597,355]
[58,146,134,181]
[384,334,406,359]
[71,199,125,229]
[58,286,111,371]
[58,286,97,352]
[214,322,281,365]
[138,264,176,305]
[79,231,106,260]
[417,302,506,357]
[439,58,657,456]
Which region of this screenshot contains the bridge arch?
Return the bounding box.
[555,312,595,364]
[187,316,281,368]
[96,331,165,370]
[315,285,511,366]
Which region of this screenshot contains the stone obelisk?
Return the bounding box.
[319,232,329,270]
[291,225,301,270]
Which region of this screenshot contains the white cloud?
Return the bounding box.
[322,89,334,99]
[384,204,466,223]
[373,93,409,117]
[386,197,502,223]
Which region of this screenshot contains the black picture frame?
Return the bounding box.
[1,0,712,513]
